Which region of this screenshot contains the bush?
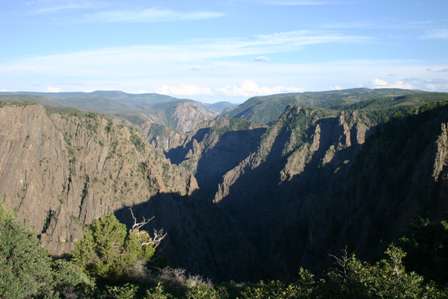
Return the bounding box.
[72,214,156,280]
[145,283,173,299]
[0,205,54,299]
[400,218,448,285]
[321,245,442,299]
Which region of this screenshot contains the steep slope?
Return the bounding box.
[209,101,448,278]
[206,101,238,113]
[137,91,448,281]
[166,116,266,197]
[140,101,218,151]
[2,89,448,283]
[0,102,197,255]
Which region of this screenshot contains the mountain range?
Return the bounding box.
[0,88,447,282]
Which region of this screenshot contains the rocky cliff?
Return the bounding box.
[140,97,448,281]
[0,103,197,254]
[0,92,219,152]
[141,101,218,151]
[2,90,448,282]
[207,103,448,279]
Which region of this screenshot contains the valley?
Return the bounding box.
[1,88,447,283]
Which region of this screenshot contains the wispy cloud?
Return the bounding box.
[263,0,347,6]
[216,80,303,97]
[0,30,368,69]
[427,67,448,73]
[422,29,448,40]
[28,0,103,15]
[373,78,414,89]
[254,56,270,62]
[83,8,224,23]
[1,29,445,101]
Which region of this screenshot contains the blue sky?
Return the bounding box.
[1,0,447,102]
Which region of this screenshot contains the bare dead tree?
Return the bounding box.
[129,207,153,230]
[129,208,166,248]
[142,229,167,248]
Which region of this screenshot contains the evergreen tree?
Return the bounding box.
[0,205,54,299]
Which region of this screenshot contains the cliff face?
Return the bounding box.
[139,101,218,152]
[0,92,219,152]
[166,116,266,197]
[1,93,448,282]
[142,122,188,152]
[0,103,197,254]
[170,101,217,133]
[207,105,448,278]
[146,102,448,281]
[213,107,372,203]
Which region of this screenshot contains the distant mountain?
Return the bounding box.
[0,91,217,129]
[0,91,218,150]
[206,101,238,113]
[225,88,447,124]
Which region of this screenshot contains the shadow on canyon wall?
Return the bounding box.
[116,107,448,282]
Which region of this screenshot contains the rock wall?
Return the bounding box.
[0,103,197,254]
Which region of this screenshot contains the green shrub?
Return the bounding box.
[400,218,448,285]
[101,283,139,299]
[0,205,54,299]
[72,213,157,280]
[145,283,173,299]
[186,284,228,299]
[321,245,440,299]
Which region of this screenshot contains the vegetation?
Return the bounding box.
[227,88,448,124]
[400,218,448,285]
[72,213,156,280]
[131,130,146,153]
[1,200,448,298]
[0,205,54,298]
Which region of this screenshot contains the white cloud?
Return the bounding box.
[263,0,347,5]
[333,85,343,90]
[154,81,302,98]
[0,30,368,74]
[427,68,448,73]
[421,29,448,40]
[28,0,103,15]
[83,8,224,23]
[373,78,414,89]
[1,29,447,101]
[264,0,327,5]
[254,56,270,62]
[217,80,303,97]
[155,84,213,97]
[47,86,63,92]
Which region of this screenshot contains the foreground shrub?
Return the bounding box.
[321,245,444,299]
[0,205,54,299]
[72,213,157,280]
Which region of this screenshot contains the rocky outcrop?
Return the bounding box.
[213,107,372,202]
[207,104,448,279]
[171,101,217,133]
[138,101,218,151]
[433,123,448,181]
[148,103,448,281]
[142,121,188,151]
[166,116,266,197]
[0,103,197,254]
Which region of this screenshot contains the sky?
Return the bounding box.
[0,0,447,103]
